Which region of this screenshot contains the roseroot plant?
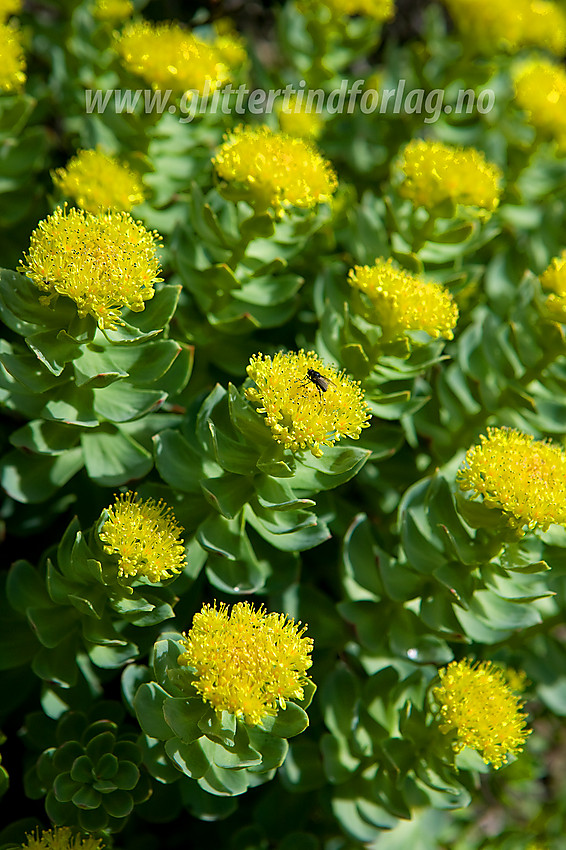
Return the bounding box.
[3,492,187,688]
[2,826,105,850]
[132,602,315,798]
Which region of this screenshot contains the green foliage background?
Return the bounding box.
[1,0,566,848]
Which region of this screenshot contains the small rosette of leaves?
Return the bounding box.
[133,635,316,797]
[4,507,182,687]
[25,708,150,833]
[0,269,192,502]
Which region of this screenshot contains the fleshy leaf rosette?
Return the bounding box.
[134,603,315,797]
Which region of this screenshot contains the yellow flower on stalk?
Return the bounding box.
[278,94,324,140]
[540,250,566,319]
[397,139,502,212]
[52,149,145,214]
[99,492,185,582]
[514,59,566,152]
[92,0,134,21]
[213,125,337,213]
[245,350,371,458]
[433,659,531,769]
[441,0,566,55]
[20,827,103,850]
[321,0,394,22]
[20,206,161,330]
[348,259,459,341]
[178,601,314,726]
[0,0,21,21]
[457,426,566,532]
[117,21,229,96]
[0,22,25,92]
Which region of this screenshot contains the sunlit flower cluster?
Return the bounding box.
[99,492,185,582]
[278,94,324,140]
[457,427,566,532]
[539,250,566,319]
[52,149,145,214]
[321,0,395,22]
[117,21,229,96]
[19,828,103,850]
[213,125,338,213]
[20,206,161,330]
[0,21,25,91]
[397,139,502,212]
[442,0,566,55]
[0,0,21,21]
[348,259,459,340]
[92,0,134,21]
[514,59,566,151]
[246,350,371,457]
[178,601,314,726]
[433,659,531,769]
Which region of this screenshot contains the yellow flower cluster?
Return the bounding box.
[0,0,21,21]
[398,139,502,212]
[212,20,248,70]
[20,828,103,850]
[178,601,314,726]
[92,0,133,21]
[213,125,337,213]
[514,59,566,151]
[433,659,531,769]
[0,21,25,91]
[117,21,229,96]
[348,259,459,340]
[52,149,145,214]
[99,492,186,582]
[246,350,371,457]
[442,0,566,55]
[540,250,566,319]
[20,206,161,330]
[278,94,324,140]
[457,427,566,532]
[322,0,395,21]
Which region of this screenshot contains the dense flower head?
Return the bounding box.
[92,0,134,21]
[278,94,324,140]
[20,828,103,850]
[514,59,566,151]
[20,205,161,330]
[433,659,531,769]
[52,149,145,213]
[397,139,502,212]
[178,601,314,725]
[539,250,566,319]
[0,0,21,21]
[99,492,186,582]
[348,259,459,340]
[441,0,566,55]
[0,21,25,91]
[117,21,229,95]
[321,0,395,21]
[457,427,566,532]
[245,349,371,457]
[213,125,338,213]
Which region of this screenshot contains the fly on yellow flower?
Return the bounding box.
[433,659,531,769]
[0,21,25,92]
[441,0,566,55]
[397,139,502,212]
[20,205,162,330]
[19,827,104,850]
[99,492,186,583]
[178,601,314,726]
[245,350,371,458]
[514,59,566,152]
[52,149,145,214]
[213,125,338,214]
[348,259,459,341]
[117,21,229,96]
[457,426,566,533]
